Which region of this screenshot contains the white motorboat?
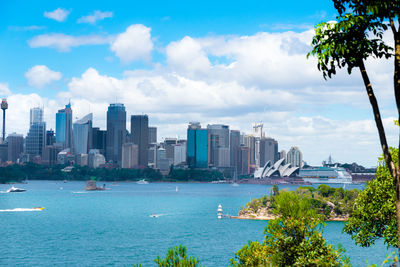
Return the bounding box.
[7,186,26,193]
[136,179,149,184]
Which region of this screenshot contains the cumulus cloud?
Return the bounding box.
[44,8,70,22]
[25,65,62,88]
[0,83,11,96]
[28,33,111,52]
[78,10,113,24]
[110,24,154,63]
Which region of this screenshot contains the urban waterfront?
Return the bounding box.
[0,181,395,266]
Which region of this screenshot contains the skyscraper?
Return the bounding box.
[187,122,209,168]
[7,133,23,162]
[30,107,43,125]
[73,113,93,155]
[286,146,303,168]
[207,124,230,168]
[230,130,240,168]
[26,122,46,157]
[148,126,157,144]
[56,103,73,149]
[131,115,149,167]
[106,103,126,165]
[258,137,278,167]
[122,143,139,168]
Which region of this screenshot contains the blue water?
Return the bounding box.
[0,181,396,266]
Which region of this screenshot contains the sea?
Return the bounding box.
[0,181,396,266]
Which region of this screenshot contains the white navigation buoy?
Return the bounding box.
[217,204,223,219]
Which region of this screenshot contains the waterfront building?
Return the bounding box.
[187,122,209,168]
[122,143,139,169]
[244,135,256,166]
[92,127,106,155]
[149,126,157,144]
[73,113,93,155]
[57,148,74,165]
[75,153,88,166]
[46,130,55,146]
[257,137,278,167]
[173,143,186,165]
[230,130,240,168]
[106,103,126,165]
[0,143,7,162]
[286,146,303,168]
[207,124,230,168]
[88,149,106,168]
[6,133,23,162]
[237,145,250,175]
[56,103,73,149]
[26,121,46,157]
[131,115,149,168]
[156,147,171,171]
[42,145,61,166]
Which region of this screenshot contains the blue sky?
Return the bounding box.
[0,0,396,166]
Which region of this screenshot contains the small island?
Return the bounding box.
[234,185,360,221]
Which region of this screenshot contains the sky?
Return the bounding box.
[0,0,397,167]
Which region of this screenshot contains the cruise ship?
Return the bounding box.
[299,166,352,184]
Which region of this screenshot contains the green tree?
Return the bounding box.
[344,148,398,247]
[154,245,201,267]
[231,192,349,266]
[308,0,400,253]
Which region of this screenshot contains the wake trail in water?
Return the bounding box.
[71,191,88,194]
[0,208,43,212]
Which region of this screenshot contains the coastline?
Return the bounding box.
[231,214,348,221]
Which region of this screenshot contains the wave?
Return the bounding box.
[0,208,43,212]
[71,191,88,194]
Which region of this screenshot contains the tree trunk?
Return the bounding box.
[394,31,400,258]
[358,59,400,255]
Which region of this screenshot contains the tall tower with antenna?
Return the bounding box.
[1,98,8,142]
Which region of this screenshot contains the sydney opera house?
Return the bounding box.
[253,158,300,179]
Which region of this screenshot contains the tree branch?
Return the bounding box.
[390,16,397,34]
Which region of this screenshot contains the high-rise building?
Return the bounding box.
[122,143,139,169]
[106,103,126,165]
[30,107,43,125]
[286,146,303,168]
[92,127,106,155]
[173,143,186,165]
[164,137,177,164]
[207,124,230,168]
[253,123,264,139]
[257,137,278,167]
[42,145,62,166]
[279,150,286,161]
[187,122,209,168]
[73,113,93,155]
[230,130,240,168]
[26,121,46,157]
[7,133,23,162]
[149,126,157,144]
[88,149,106,168]
[131,115,149,167]
[56,103,73,149]
[46,130,55,146]
[244,135,256,166]
[237,145,250,175]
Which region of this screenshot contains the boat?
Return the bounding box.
[151,214,159,218]
[175,186,178,192]
[136,179,149,184]
[299,166,352,184]
[33,207,45,211]
[85,180,106,191]
[7,186,26,193]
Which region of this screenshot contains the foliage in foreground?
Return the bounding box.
[344,148,398,248]
[231,191,350,266]
[154,245,201,267]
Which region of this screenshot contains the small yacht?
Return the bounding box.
[136,179,149,184]
[7,186,26,193]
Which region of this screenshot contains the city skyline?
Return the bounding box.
[0,1,397,167]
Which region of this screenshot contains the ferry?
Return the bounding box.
[299,166,352,184]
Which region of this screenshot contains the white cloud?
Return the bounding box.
[110,24,154,63]
[77,10,113,24]
[0,83,11,96]
[28,33,111,52]
[44,8,70,22]
[25,65,62,88]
